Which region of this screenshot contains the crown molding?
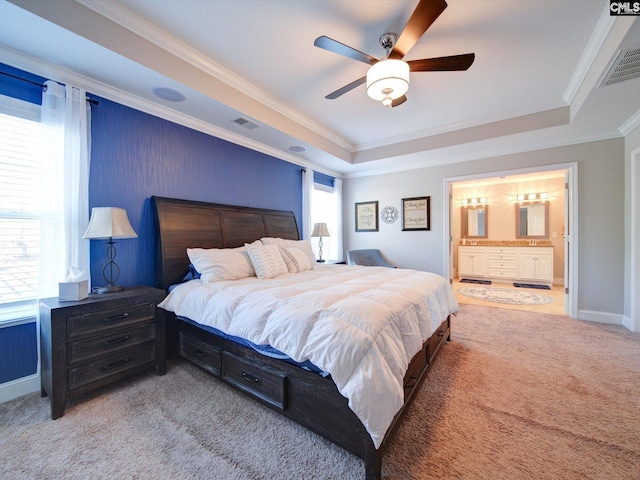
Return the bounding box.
[620,108,640,136]
[0,43,341,178]
[564,4,615,105]
[75,0,353,153]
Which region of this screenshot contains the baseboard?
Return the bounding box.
[622,315,638,333]
[577,309,624,327]
[0,374,40,404]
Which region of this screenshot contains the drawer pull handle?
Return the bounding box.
[104,313,129,323]
[102,358,131,370]
[103,335,131,347]
[438,330,445,337]
[405,374,417,389]
[194,349,206,357]
[242,371,261,384]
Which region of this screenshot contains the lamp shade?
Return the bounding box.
[83,207,138,240]
[366,59,410,102]
[311,223,330,237]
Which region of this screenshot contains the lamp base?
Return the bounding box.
[95,285,124,294]
[316,259,326,263]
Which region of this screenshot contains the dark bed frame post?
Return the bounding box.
[365,441,383,480]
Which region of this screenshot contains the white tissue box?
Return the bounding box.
[58,280,89,301]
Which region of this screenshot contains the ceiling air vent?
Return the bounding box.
[600,44,640,87]
[233,117,261,130]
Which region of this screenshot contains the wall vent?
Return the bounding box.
[233,117,261,130]
[600,44,640,87]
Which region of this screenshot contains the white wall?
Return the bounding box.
[343,138,625,318]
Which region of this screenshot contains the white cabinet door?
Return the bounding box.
[518,253,538,280]
[517,248,553,283]
[458,247,487,277]
[534,254,553,282]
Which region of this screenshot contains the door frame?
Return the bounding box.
[443,162,578,318]
[629,147,640,332]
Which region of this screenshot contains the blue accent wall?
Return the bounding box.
[0,322,38,383]
[0,63,45,105]
[1,62,303,389]
[89,97,303,289]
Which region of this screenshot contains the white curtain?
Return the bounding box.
[302,168,314,239]
[333,178,344,261]
[39,81,91,298]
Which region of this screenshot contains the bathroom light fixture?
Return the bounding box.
[517,192,548,202]
[462,197,487,205]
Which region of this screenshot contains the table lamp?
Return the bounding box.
[311,223,330,263]
[83,207,137,294]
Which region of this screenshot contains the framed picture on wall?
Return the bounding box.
[355,201,379,232]
[402,196,430,231]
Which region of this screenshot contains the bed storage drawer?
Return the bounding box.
[222,351,287,410]
[180,332,222,376]
[428,321,449,363]
[403,346,427,401]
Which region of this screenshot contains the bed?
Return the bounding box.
[151,195,458,479]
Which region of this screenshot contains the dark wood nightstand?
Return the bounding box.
[39,286,166,419]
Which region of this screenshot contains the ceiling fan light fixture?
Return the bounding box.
[366,59,409,104]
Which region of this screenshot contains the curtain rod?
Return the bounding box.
[1,71,99,105]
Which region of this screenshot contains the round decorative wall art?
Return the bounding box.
[381,206,399,224]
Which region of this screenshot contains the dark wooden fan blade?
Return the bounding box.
[325,76,367,99]
[391,95,407,107]
[390,0,448,59]
[408,53,475,71]
[314,36,378,66]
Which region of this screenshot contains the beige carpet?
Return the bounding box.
[2,304,639,479]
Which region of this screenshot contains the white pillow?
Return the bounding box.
[260,237,316,268]
[280,246,313,273]
[187,244,257,283]
[245,243,288,279]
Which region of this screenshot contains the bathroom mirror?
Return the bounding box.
[516,201,549,238]
[461,205,488,239]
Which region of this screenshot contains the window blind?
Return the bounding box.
[0,106,42,312]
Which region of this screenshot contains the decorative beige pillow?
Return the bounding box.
[260,237,316,268]
[245,243,288,279]
[280,246,313,273]
[187,243,257,283]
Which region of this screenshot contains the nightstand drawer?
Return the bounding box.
[68,345,156,390]
[68,324,156,364]
[180,332,221,376]
[222,351,287,410]
[67,303,156,340]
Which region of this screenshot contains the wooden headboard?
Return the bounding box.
[151,196,300,291]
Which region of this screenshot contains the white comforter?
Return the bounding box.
[159,264,458,448]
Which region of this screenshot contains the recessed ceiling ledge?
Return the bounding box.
[352,106,570,164]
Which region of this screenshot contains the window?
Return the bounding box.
[0,95,42,322]
[311,182,340,261]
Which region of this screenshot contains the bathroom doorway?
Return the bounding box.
[445,164,578,317]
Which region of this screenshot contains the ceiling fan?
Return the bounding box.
[314,0,475,107]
